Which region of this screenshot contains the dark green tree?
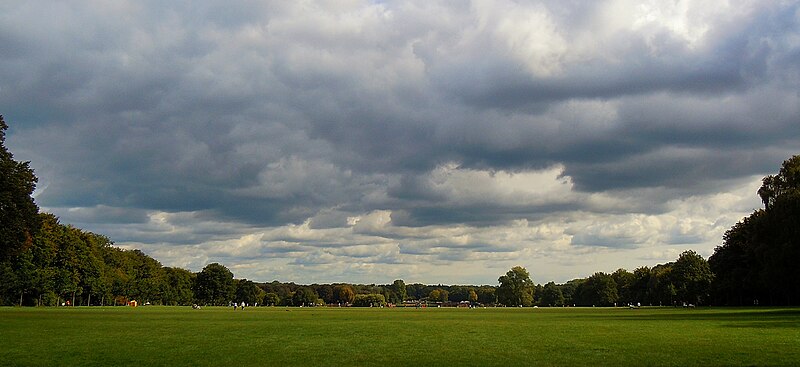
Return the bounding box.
[0,115,40,263]
[630,266,652,305]
[648,264,676,306]
[162,267,195,306]
[235,279,261,306]
[263,292,280,306]
[314,284,335,304]
[709,217,760,305]
[672,250,713,305]
[560,280,582,306]
[291,287,319,306]
[353,293,386,307]
[497,266,534,306]
[194,263,234,306]
[711,155,800,305]
[405,283,427,300]
[388,279,407,303]
[476,286,496,305]
[577,272,618,306]
[611,268,635,305]
[540,281,564,306]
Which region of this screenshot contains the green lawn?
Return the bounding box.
[1,306,798,366]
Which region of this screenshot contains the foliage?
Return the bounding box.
[333,284,355,304]
[475,286,497,305]
[428,288,449,302]
[576,272,618,306]
[386,279,406,303]
[194,263,234,306]
[262,292,280,306]
[290,287,319,306]
[497,266,534,306]
[352,293,386,307]
[162,267,195,306]
[539,281,564,306]
[611,268,635,305]
[672,250,713,305]
[235,279,262,305]
[0,115,40,263]
[710,155,800,305]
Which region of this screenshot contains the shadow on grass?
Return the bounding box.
[581,308,800,329]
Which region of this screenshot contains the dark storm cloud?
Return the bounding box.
[0,0,798,282]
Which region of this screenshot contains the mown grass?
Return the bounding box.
[1,306,798,366]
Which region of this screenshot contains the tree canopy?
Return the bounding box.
[194,263,235,306]
[710,155,800,305]
[0,115,40,263]
[497,266,534,307]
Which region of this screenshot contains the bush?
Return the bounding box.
[352,293,386,307]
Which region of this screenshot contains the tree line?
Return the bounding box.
[1,116,798,306]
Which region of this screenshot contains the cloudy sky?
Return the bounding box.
[2,1,798,285]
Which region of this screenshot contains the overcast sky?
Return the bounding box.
[2,1,798,285]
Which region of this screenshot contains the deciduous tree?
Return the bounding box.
[540,281,564,306]
[497,266,534,306]
[194,263,234,306]
[0,116,40,263]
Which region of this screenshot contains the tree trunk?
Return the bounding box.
[88,293,91,306]
[72,291,76,307]
[19,291,24,307]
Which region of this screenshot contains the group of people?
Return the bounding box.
[232,302,255,310]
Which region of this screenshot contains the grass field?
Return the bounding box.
[1,306,799,366]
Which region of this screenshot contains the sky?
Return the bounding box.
[1,1,798,285]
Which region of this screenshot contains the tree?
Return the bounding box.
[577,272,618,306]
[757,155,800,210]
[194,263,234,306]
[630,266,652,305]
[235,279,262,306]
[648,264,676,306]
[540,281,564,306]
[468,289,478,304]
[315,284,335,304]
[449,286,472,302]
[161,267,194,306]
[0,115,40,263]
[263,292,280,306]
[428,288,449,302]
[388,279,407,303]
[709,218,759,305]
[497,266,534,306]
[291,287,319,306]
[405,283,427,300]
[672,250,713,305]
[333,284,355,305]
[353,293,386,307]
[476,286,496,305]
[560,280,582,306]
[611,268,635,305]
[711,155,800,305]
